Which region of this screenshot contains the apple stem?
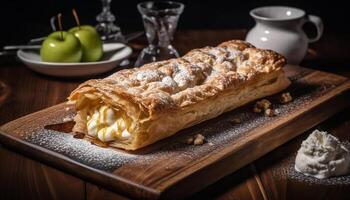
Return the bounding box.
[57,13,63,40]
[72,9,81,30]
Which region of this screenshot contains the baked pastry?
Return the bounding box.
[68,40,290,150]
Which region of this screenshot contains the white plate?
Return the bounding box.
[17,43,132,77]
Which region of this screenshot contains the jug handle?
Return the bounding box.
[304,15,324,43]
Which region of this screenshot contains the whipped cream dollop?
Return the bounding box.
[295,130,350,179]
[87,106,131,142]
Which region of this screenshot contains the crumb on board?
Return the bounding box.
[253,99,272,113]
[256,99,271,110]
[265,108,275,117]
[280,92,293,104]
[186,134,206,146]
[194,134,205,145]
[254,99,276,115]
[62,116,73,122]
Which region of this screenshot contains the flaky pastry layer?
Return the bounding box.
[68,40,291,150]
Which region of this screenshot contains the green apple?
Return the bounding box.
[40,31,82,63]
[69,25,103,62]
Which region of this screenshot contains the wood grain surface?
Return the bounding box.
[1,30,350,200]
[1,65,349,199]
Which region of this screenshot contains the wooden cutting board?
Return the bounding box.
[0,65,349,199]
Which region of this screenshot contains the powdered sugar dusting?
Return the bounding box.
[23,78,335,173]
[25,130,136,172]
[136,70,162,82]
[208,47,226,63]
[226,48,241,60]
[173,64,193,88]
[122,84,323,166]
[162,76,178,90]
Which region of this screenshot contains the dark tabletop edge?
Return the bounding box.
[0,131,161,200]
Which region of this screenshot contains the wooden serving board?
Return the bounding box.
[0,65,350,199]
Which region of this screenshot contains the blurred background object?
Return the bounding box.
[0,0,348,47]
[135,1,184,66]
[95,0,125,42]
[1,0,350,68]
[246,6,323,64]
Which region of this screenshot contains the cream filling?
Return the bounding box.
[86,105,131,142]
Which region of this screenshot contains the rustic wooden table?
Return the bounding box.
[0,30,350,200]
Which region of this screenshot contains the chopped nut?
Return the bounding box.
[253,106,262,113]
[195,133,205,140]
[254,99,273,114]
[186,134,206,145]
[194,134,205,145]
[194,137,204,145]
[256,99,272,110]
[280,92,293,103]
[230,117,241,124]
[186,137,194,145]
[208,142,214,146]
[65,107,71,111]
[265,108,275,117]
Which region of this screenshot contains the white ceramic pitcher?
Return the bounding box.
[246,6,323,64]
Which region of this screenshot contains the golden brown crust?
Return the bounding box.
[68,40,290,150]
[69,40,285,114]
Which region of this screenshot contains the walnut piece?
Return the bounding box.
[185,134,206,145]
[254,99,273,114]
[256,99,271,110]
[280,92,293,103]
[194,134,205,145]
[265,108,275,117]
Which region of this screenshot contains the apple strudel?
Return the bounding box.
[68,40,291,150]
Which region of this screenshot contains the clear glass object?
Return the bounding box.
[96,0,125,42]
[135,1,184,67]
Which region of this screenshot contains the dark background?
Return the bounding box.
[0,0,348,46]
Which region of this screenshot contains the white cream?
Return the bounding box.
[295,130,350,179]
[98,126,116,142]
[98,106,116,125]
[86,106,131,142]
[121,129,131,139]
[87,110,99,137]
